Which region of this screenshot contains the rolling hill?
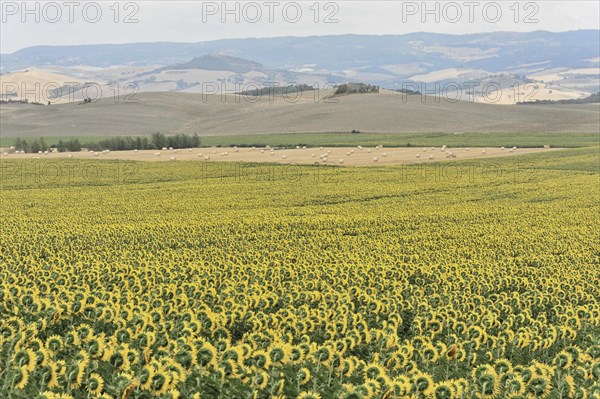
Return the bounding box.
[1,90,598,137]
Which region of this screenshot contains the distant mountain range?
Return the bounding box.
[1,31,598,103]
[3,31,598,76]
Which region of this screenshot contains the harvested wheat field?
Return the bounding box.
[0,146,559,166]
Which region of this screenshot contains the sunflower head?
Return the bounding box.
[554,351,574,370]
[298,368,311,385]
[252,350,271,369]
[504,374,526,396]
[86,372,104,395]
[433,382,454,399]
[412,372,435,396]
[364,363,385,380]
[297,391,321,399]
[527,376,552,399]
[196,342,217,367]
[494,358,513,375]
[471,365,499,398]
[10,367,29,390]
[253,370,269,389]
[269,345,289,365]
[289,345,304,364]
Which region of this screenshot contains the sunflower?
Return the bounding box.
[85,336,106,359]
[341,386,368,399]
[455,346,467,362]
[217,359,237,378]
[313,346,333,365]
[365,378,382,396]
[526,376,552,399]
[412,372,435,397]
[163,359,185,388]
[12,366,30,390]
[289,345,305,364]
[471,365,500,398]
[175,346,195,369]
[41,361,60,389]
[446,344,458,360]
[65,362,86,389]
[139,365,155,391]
[13,348,36,372]
[494,358,513,375]
[253,370,269,389]
[221,346,243,365]
[504,374,526,396]
[433,382,455,399]
[196,342,218,368]
[421,342,440,363]
[252,350,272,370]
[563,375,576,399]
[87,373,104,396]
[355,381,373,398]
[405,360,418,374]
[297,391,321,399]
[452,378,468,397]
[364,362,386,380]
[150,366,169,395]
[268,344,290,365]
[298,367,311,385]
[76,324,93,341]
[341,359,356,377]
[574,387,588,399]
[554,351,574,370]
[564,346,583,363]
[530,361,554,379]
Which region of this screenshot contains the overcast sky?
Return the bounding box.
[1,1,599,53]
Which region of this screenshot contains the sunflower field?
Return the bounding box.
[1,147,599,399]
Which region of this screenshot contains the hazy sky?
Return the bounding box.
[1,1,599,53]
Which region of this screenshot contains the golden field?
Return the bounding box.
[0,145,559,166]
[0,147,599,399]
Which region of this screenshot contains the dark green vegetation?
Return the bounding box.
[6,133,200,153]
[237,84,316,97]
[519,92,600,105]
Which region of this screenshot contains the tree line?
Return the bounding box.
[517,92,599,105]
[237,84,316,97]
[11,133,201,153]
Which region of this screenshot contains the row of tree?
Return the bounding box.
[11,133,201,153]
[334,83,380,95]
[13,137,51,153]
[237,84,316,97]
[517,92,599,105]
